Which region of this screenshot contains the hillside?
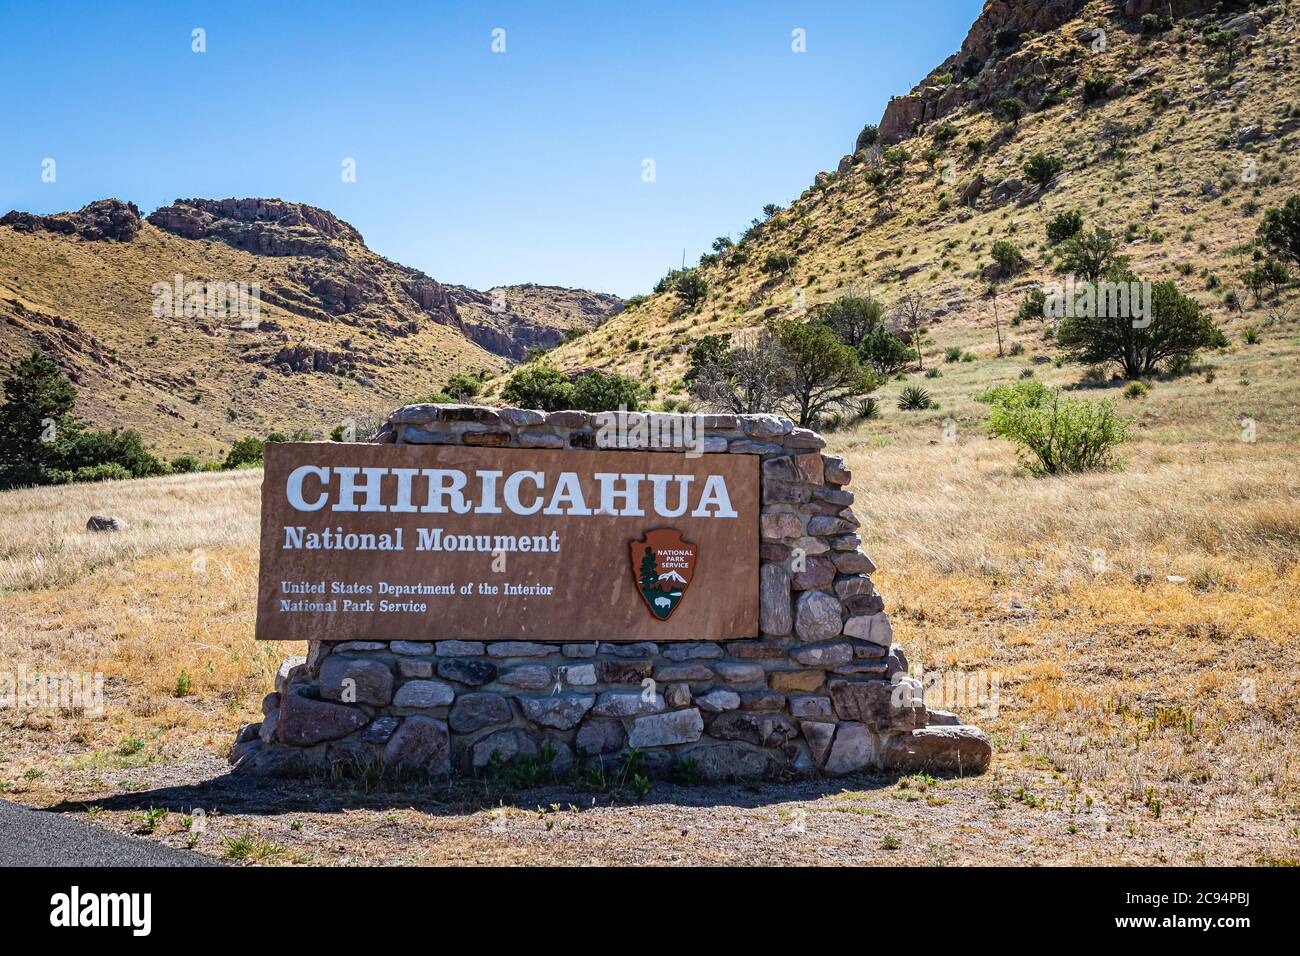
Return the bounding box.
[0,198,622,457]
[522,0,1297,404]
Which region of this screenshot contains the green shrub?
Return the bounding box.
[944,346,963,363]
[1046,210,1084,245]
[70,463,133,483]
[1023,153,1065,189]
[170,455,200,474]
[987,388,1129,474]
[1123,381,1150,398]
[223,436,266,469]
[977,379,1049,407]
[500,364,576,411]
[991,240,1025,272]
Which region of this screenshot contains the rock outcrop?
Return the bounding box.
[1,199,141,242]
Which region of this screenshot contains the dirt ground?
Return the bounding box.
[6,746,1286,867]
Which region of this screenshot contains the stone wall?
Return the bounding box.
[231,405,991,781]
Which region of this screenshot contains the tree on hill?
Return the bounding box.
[1054,227,1128,281]
[814,296,912,377]
[674,270,709,310]
[1024,153,1065,190]
[891,292,933,370]
[855,124,879,152]
[1258,196,1300,266]
[0,352,169,488]
[771,319,878,428]
[1046,210,1084,245]
[500,363,643,412]
[813,296,885,351]
[689,329,790,416]
[994,97,1027,126]
[1057,275,1226,378]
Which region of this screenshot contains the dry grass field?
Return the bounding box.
[1,308,1297,865]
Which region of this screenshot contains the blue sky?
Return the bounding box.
[1,1,983,298]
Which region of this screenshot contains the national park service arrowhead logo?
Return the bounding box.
[629,528,697,621]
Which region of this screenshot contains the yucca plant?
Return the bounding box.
[897,385,934,410]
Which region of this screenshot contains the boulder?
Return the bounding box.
[881,726,992,774]
[628,709,704,748]
[383,716,450,774]
[520,693,595,730]
[448,693,512,733]
[319,656,393,707]
[276,690,369,746]
[593,691,663,717]
[759,563,794,635]
[575,718,626,756]
[709,711,799,747]
[392,680,455,709]
[436,658,498,686]
[794,591,843,642]
[823,723,877,775]
[85,515,128,532]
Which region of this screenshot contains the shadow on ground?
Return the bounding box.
[43,768,910,820]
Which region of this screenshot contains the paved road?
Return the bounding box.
[0,799,218,866]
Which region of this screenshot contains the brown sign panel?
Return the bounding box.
[256,442,759,642]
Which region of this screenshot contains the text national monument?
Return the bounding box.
[234,405,991,782]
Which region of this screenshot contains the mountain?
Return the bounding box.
[520,0,1296,398]
[0,198,622,456]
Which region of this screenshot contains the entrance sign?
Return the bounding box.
[256,442,759,642]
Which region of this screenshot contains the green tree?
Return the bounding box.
[674,270,709,310]
[571,370,644,412]
[1258,196,1300,266]
[1024,153,1064,189]
[855,124,879,152]
[858,325,914,377]
[684,333,732,389]
[1046,210,1084,245]
[814,296,886,351]
[0,352,80,488]
[991,240,1025,274]
[1057,276,1226,378]
[224,436,266,469]
[500,363,576,411]
[770,319,878,427]
[995,97,1027,126]
[1054,227,1128,281]
[444,372,482,401]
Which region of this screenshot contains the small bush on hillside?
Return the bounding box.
[1046,210,1084,245]
[1123,381,1150,399]
[987,387,1129,474]
[1014,288,1048,325]
[1024,153,1065,189]
[761,252,797,276]
[944,346,963,363]
[991,240,1025,273]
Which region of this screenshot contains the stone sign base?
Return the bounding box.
[231,404,991,782]
[231,636,991,781]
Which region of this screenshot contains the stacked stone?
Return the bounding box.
[232,405,991,781]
